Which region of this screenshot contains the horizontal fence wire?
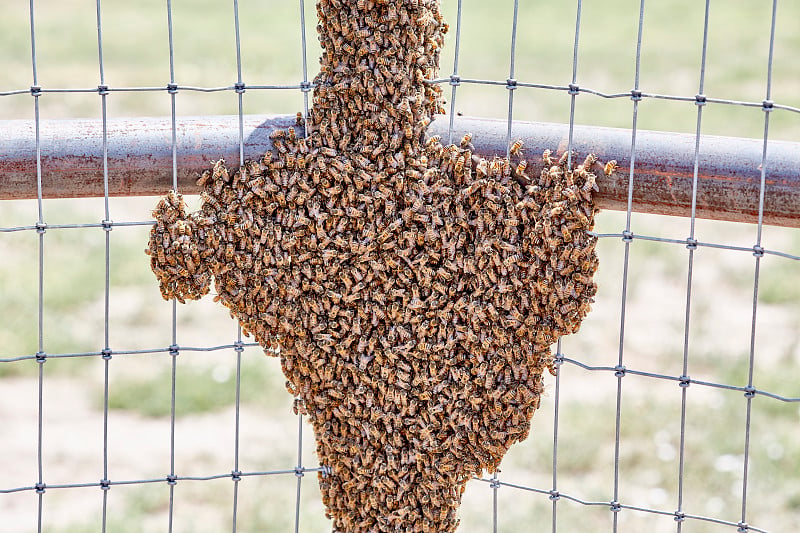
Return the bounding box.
[0,466,330,496]
[1,0,798,532]
[2,224,798,261]
[3,80,800,116]
[1,345,798,402]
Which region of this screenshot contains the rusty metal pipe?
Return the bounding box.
[431,117,800,229]
[1,114,798,228]
[0,115,296,201]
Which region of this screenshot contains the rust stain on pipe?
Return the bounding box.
[1,114,798,228]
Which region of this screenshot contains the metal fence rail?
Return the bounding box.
[1,0,799,532]
[2,115,800,229]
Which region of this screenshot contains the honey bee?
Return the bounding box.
[454,155,465,175]
[514,159,528,177]
[273,139,287,154]
[581,172,598,193]
[604,159,618,176]
[571,271,593,285]
[549,203,565,217]
[533,159,552,183]
[319,146,338,158]
[509,139,524,156]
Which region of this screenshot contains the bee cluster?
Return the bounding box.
[147,0,607,531]
[147,190,213,303]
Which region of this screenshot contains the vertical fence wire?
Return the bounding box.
[299,0,311,132]
[551,0,585,529]
[612,1,648,529]
[231,1,246,532]
[491,471,499,533]
[675,1,712,529]
[163,0,181,530]
[27,0,47,529]
[740,0,780,529]
[232,338,244,533]
[233,0,245,167]
[94,0,113,529]
[492,4,522,526]
[504,0,520,158]
[294,410,305,533]
[167,0,178,193]
[295,2,312,532]
[232,343,243,533]
[565,0,582,168]
[549,344,561,533]
[446,0,464,146]
[167,338,178,533]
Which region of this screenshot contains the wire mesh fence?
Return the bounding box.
[1,0,799,532]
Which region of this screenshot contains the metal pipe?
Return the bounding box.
[430,117,800,229]
[0,115,296,201]
[1,114,798,228]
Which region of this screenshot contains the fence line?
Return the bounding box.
[2,0,799,532]
[3,78,800,115]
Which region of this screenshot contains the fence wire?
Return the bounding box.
[1,1,799,532]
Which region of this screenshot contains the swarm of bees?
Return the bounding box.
[147,1,612,531]
[147,190,213,303]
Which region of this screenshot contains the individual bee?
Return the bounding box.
[509,139,524,156]
[459,133,474,151]
[538,148,553,167]
[557,150,575,167]
[514,159,528,178]
[560,224,573,243]
[604,159,618,176]
[454,155,466,175]
[273,138,287,154]
[571,271,593,285]
[581,172,598,193]
[574,163,590,180]
[153,246,167,264]
[574,208,590,226]
[582,153,598,169]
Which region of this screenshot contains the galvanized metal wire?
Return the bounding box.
[1,0,799,532]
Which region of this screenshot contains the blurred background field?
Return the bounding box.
[1,0,799,532]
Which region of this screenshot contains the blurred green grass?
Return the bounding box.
[1,0,799,532]
[1,0,798,139]
[103,354,288,418]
